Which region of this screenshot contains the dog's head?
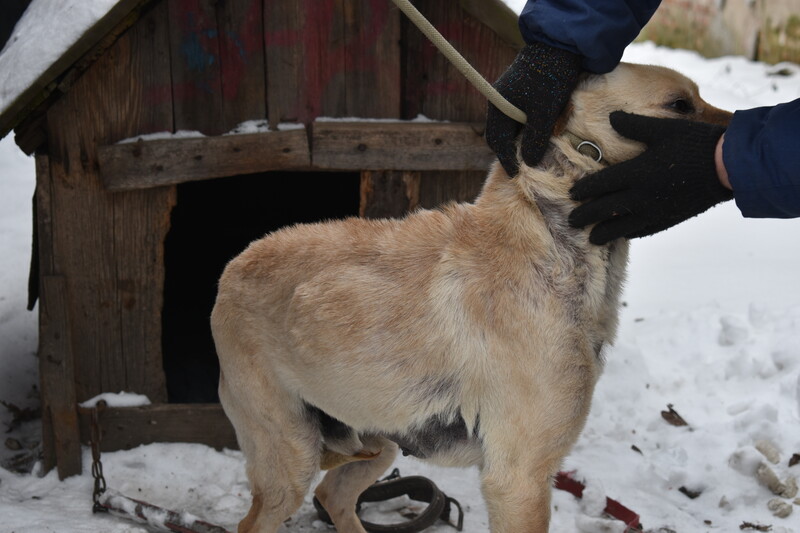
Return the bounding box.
[556,63,732,165]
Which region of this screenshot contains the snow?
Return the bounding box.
[117,121,307,144]
[499,0,528,15]
[2,41,800,533]
[79,392,151,409]
[315,114,445,123]
[0,0,122,117]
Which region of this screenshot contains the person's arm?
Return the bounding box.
[568,101,800,245]
[519,0,661,73]
[714,134,731,190]
[722,100,800,217]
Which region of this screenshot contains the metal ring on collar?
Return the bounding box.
[576,140,603,162]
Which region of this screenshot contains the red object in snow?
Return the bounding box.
[554,471,643,532]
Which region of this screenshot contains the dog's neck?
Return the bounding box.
[516,136,612,254]
[562,131,604,164]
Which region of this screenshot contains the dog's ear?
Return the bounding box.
[552,101,574,137]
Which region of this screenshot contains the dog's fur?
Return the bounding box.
[211,63,731,533]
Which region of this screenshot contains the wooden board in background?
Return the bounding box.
[264,0,401,124]
[99,129,311,190]
[217,0,267,131]
[78,404,238,452]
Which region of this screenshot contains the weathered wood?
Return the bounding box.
[459,0,525,50]
[168,0,223,135]
[14,113,47,156]
[264,0,401,125]
[35,154,57,475]
[401,1,516,208]
[217,0,266,131]
[0,0,156,142]
[418,171,486,209]
[403,1,516,122]
[313,121,493,171]
[78,404,238,452]
[98,129,311,190]
[45,2,174,410]
[360,171,420,219]
[98,122,492,191]
[39,275,82,479]
[338,0,402,117]
[113,2,175,405]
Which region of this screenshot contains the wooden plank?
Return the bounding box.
[98,122,492,191]
[77,404,238,452]
[418,171,486,209]
[401,1,516,208]
[35,154,57,474]
[313,121,493,171]
[217,0,266,131]
[458,0,525,49]
[360,170,420,219]
[402,1,517,122]
[45,2,175,407]
[168,0,223,135]
[339,0,401,117]
[113,1,175,404]
[39,276,82,479]
[98,129,311,190]
[264,0,401,125]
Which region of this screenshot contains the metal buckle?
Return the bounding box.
[576,140,603,163]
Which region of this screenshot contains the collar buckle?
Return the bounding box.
[576,140,603,163]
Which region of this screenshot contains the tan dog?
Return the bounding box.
[211,63,731,533]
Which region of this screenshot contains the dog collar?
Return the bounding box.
[564,132,604,163]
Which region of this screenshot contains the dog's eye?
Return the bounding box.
[668,98,695,114]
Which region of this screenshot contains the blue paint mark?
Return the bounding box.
[181,12,219,72]
[181,29,219,72]
[226,30,247,61]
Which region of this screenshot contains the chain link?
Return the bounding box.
[90,400,108,513]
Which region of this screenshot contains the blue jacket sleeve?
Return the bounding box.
[723,99,800,218]
[519,0,661,73]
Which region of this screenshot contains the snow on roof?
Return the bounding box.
[0,0,121,119]
[499,0,526,14]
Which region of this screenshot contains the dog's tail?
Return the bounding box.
[305,403,365,457]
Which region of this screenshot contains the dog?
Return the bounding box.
[211,63,732,533]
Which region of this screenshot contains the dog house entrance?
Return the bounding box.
[162,171,361,403]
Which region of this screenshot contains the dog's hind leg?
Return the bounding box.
[219,371,321,533]
[314,436,398,533]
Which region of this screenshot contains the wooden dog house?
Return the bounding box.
[0,0,521,479]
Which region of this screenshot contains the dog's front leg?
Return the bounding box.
[480,452,557,533]
[478,361,596,532]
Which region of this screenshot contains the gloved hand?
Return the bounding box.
[568,111,734,245]
[486,42,582,177]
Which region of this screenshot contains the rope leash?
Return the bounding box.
[389,0,527,125]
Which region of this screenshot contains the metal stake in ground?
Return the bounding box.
[88,401,233,533]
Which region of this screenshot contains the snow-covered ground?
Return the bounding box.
[2,41,800,533]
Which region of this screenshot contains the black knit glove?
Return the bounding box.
[486,42,582,177]
[569,112,733,245]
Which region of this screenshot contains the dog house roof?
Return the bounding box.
[0,0,523,147]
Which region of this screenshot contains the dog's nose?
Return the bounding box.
[703,106,733,127]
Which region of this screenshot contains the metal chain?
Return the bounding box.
[90,400,108,513]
